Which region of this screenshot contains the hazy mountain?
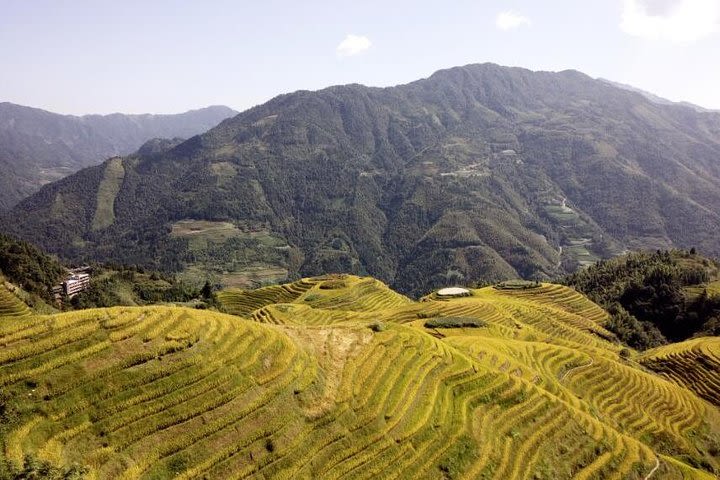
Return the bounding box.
[0,103,236,208]
[6,64,720,295]
[599,78,719,113]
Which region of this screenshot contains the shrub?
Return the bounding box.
[369,321,386,332]
[424,317,487,329]
[494,280,541,290]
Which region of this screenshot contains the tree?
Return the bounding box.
[201,280,213,299]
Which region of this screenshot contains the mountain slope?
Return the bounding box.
[1,276,718,479]
[0,281,32,318]
[563,250,720,348]
[0,233,66,306]
[6,64,720,294]
[0,103,236,209]
[640,337,720,407]
[600,78,719,113]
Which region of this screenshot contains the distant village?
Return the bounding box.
[52,266,92,303]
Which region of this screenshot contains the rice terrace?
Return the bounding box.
[1,275,718,479]
[4,2,720,479]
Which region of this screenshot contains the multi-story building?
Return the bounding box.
[63,273,90,297]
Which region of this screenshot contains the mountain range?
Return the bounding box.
[4,63,720,295]
[0,103,236,209]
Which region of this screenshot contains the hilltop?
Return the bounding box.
[0,274,718,479]
[5,64,720,295]
[0,103,236,209]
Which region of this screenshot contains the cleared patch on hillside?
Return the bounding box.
[178,263,288,289]
[170,220,291,288]
[543,198,602,268]
[209,161,238,188]
[91,158,125,231]
[170,220,244,245]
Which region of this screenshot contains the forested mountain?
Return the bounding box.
[5,63,720,295]
[0,103,236,208]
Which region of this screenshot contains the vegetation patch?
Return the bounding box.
[494,280,541,290]
[319,280,347,290]
[368,321,387,332]
[424,316,487,329]
[438,434,479,479]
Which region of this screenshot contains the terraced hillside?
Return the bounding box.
[0,282,31,318]
[1,275,719,479]
[640,337,720,407]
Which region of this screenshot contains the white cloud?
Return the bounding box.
[336,34,372,57]
[620,0,720,43]
[495,11,531,31]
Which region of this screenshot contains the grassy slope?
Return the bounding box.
[1,275,718,479]
[91,158,125,231]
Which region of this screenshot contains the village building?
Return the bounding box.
[63,273,91,296]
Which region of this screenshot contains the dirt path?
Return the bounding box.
[560,357,594,382]
[643,456,660,480]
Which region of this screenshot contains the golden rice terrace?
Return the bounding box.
[1,275,718,479]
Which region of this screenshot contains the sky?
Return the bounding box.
[1,0,719,115]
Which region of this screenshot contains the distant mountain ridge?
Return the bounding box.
[599,78,719,113]
[5,63,720,295]
[0,103,236,208]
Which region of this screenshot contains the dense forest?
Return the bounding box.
[0,233,66,304]
[563,249,720,349]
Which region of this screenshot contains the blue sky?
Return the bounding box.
[1,0,719,114]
